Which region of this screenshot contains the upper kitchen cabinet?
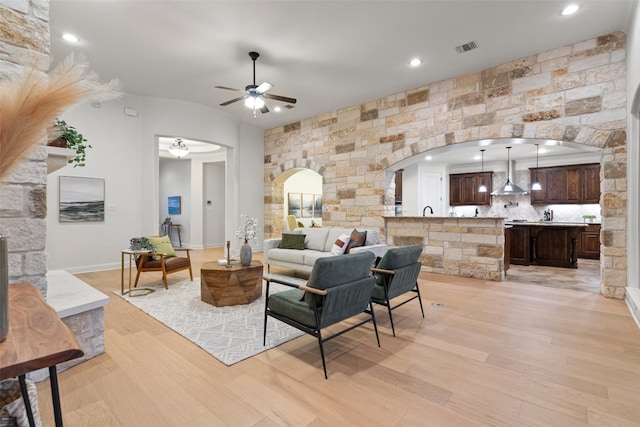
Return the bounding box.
[581,164,601,204]
[450,172,492,206]
[529,163,600,205]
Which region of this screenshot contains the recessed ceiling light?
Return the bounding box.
[561,4,580,16]
[425,155,432,161]
[62,33,79,43]
[273,106,282,112]
[409,57,422,67]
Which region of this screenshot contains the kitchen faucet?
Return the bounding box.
[422,205,433,216]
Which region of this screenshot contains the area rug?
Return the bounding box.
[114,279,304,365]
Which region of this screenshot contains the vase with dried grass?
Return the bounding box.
[0,54,119,341]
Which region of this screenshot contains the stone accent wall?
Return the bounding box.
[0,1,50,295]
[385,217,505,281]
[264,32,628,299]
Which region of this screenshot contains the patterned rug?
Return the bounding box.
[114,279,304,365]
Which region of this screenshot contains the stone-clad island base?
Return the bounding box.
[384,216,506,281]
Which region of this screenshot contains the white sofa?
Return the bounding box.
[264,227,388,273]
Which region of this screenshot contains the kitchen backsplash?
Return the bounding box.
[451,196,601,223]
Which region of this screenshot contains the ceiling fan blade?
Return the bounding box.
[256,82,273,94]
[220,96,246,106]
[263,93,297,104]
[260,104,269,114]
[215,85,243,92]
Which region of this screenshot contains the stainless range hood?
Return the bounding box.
[491,147,528,196]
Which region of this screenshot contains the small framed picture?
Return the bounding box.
[301,193,314,218]
[288,193,301,217]
[168,196,181,215]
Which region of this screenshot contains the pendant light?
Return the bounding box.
[168,138,189,158]
[478,149,487,193]
[531,143,542,191]
[491,146,528,195]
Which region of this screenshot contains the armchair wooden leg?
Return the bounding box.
[134,270,142,287]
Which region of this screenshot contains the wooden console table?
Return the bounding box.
[200,261,263,306]
[0,283,84,427]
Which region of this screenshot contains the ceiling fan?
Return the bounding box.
[215,51,297,117]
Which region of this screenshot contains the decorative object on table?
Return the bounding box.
[48,118,91,167]
[582,214,596,223]
[168,196,181,214]
[0,235,7,342]
[236,214,258,266]
[129,237,155,254]
[59,176,105,222]
[226,241,232,268]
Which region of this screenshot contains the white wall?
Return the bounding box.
[159,157,191,245]
[46,95,264,272]
[203,162,225,247]
[628,1,640,290]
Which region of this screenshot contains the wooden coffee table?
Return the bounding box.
[200,260,263,306]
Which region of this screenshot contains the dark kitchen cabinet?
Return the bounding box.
[449,172,492,206]
[581,164,601,204]
[530,163,600,205]
[508,225,530,265]
[546,167,568,203]
[578,224,601,259]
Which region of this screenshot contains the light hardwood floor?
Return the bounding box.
[36,248,640,426]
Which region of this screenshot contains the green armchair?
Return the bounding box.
[263,251,380,378]
[370,244,424,336]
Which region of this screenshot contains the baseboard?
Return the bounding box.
[625,287,640,329]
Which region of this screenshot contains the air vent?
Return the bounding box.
[283,104,294,109]
[455,41,478,53]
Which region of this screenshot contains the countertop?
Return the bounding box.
[504,221,600,227]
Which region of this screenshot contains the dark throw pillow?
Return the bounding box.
[345,229,367,254]
[279,233,306,250]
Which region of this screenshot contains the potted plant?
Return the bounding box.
[48,119,92,167]
[582,214,596,223]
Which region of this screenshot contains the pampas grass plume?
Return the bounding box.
[0,53,120,180]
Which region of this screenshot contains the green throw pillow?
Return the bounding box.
[279,233,306,250]
[147,235,177,259]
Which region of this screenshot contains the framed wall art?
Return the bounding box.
[314,194,322,218]
[168,196,181,215]
[288,193,301,217]
[301,193,314,218]
[59,176,105,222]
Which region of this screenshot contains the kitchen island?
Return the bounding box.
[384,216,506,281]
[506,221,596,268]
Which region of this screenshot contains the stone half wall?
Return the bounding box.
[264,31,627,299]
[385,217,505,281]
[0,2,51,294]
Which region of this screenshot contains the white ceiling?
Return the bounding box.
[49,0,634,133]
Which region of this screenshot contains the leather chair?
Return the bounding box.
[286,215,297,231]
[263,251,380,378]
[133,237,193,289]
[370,244,424,336]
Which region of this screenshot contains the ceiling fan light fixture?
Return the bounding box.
[168,138,189,158]
[244,95,265,110]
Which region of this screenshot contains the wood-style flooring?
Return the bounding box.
[35,248,640,426]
